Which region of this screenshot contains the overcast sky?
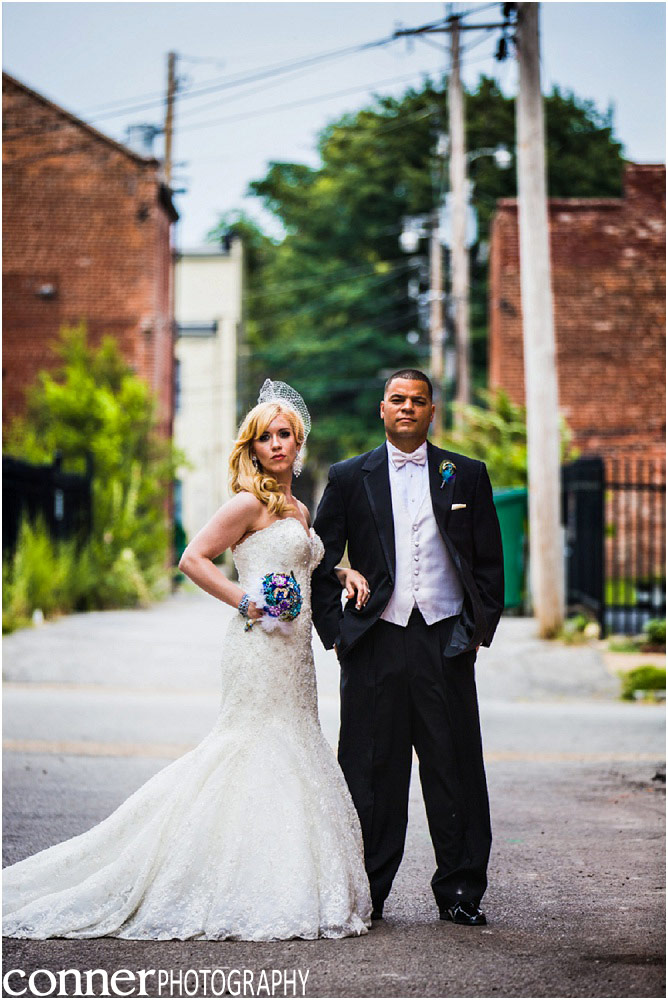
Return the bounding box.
[3,1,665,246]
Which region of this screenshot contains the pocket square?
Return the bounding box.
[451,503,467,510]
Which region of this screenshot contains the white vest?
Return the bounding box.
[381,468,465,628]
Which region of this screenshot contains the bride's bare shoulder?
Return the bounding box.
[225,491,265,516]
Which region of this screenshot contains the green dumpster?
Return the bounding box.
[493,487,528,610]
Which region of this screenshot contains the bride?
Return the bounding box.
[3,380,372,941]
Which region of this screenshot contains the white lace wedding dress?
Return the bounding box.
[3,518,371,940]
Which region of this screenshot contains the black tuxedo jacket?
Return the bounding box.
[312,440,504,659]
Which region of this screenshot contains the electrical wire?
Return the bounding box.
[244,258,411,301]
[176,306,421,401]
[454,2,504,21]
[461,27,498,54]
[178,72,437,134]
[245,276,411,324]
[417,35,449,54]
[176,61,349,122]
[3,33,397,141]
[85,34,399,123]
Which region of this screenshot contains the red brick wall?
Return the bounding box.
[2,73,175,439]
[488,163,666,466]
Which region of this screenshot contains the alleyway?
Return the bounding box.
[3,593,665,998]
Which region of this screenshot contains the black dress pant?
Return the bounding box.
[338,608,492,911]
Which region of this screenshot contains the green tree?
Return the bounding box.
[211,76,624,465]
[442,388,578,488]
[5,324,187,609]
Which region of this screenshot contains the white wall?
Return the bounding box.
[174,239,242,541]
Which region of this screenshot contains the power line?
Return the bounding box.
[244,258,412,301]
[245,276,410,324]
[179,79,439,135]
[176,62,345,122]
[3,66,431,147]
[3,33,399,144]
[177,309,421,401]
[85,34,399,123]
[455,2,504,20]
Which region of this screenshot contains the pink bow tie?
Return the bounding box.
[391,449,426,469]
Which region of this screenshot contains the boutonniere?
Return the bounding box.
[439,460,456,490]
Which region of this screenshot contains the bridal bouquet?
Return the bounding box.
[245,571,303,634]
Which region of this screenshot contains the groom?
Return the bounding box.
[312,369,504,926]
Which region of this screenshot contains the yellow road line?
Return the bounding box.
[485,750,662,763]
[3,682,219,696]
[2,739,662,763]
[3,739,193,759]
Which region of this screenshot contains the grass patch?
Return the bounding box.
[619,665,666,701]
[558,614,600,644]
[607,618,666,654]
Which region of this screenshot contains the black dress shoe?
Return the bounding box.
[371,907,384,921]
[440,901,487,926]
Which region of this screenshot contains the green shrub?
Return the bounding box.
[619,665,666,701]
[2,512,162,633]
[559,613,594,644]
[439,388,578,488]
[643,618,666,648]
[3,324,189,630]
[608,636,644,653]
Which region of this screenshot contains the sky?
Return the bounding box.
[3,1,666,247]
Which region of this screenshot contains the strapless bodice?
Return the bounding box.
[232,517,325,595]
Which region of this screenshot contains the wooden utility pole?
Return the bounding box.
[448,15,471,417]
[394,11,510,427]
[515,2,565,636]
[429,208,445,437]
[164,51,177,185]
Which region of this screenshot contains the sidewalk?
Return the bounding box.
[3,593,665,998]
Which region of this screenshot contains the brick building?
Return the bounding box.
[488,162,665,464]
[489,163,665,607]
[2,72,178,438]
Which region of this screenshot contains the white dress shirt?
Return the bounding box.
[380,441,465,627]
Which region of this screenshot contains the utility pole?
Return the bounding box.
[164,51,177,185]
[394,11,509,426]
[515,2,565,636]
[429,208,445,438]
[448,15,470,417]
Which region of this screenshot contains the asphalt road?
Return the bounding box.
[2,592,665,999]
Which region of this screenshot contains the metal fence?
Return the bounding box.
[562,457,666,636]
[2,451,93,556]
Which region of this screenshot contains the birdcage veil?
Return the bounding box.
[257,379,311,441]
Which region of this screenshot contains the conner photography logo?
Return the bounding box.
[2,966,310,998]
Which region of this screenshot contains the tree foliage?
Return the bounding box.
[4,325,188,612]
[442,388,578,489]
[211,76,624,466]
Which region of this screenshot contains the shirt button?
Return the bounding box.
[413,555,419,561]
[413,568,419,575]
[414,584,420,592]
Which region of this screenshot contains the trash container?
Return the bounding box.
[493,487,528,610]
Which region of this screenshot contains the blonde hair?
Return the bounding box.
[229,401,306,517]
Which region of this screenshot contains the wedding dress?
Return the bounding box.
[3,518,372,940]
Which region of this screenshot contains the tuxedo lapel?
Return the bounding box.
[363,443,395,584]
[427,441,456,538]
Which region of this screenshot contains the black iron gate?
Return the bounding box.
[562,457,605,632]
[562,456,666,636]
[2,451,94,556]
